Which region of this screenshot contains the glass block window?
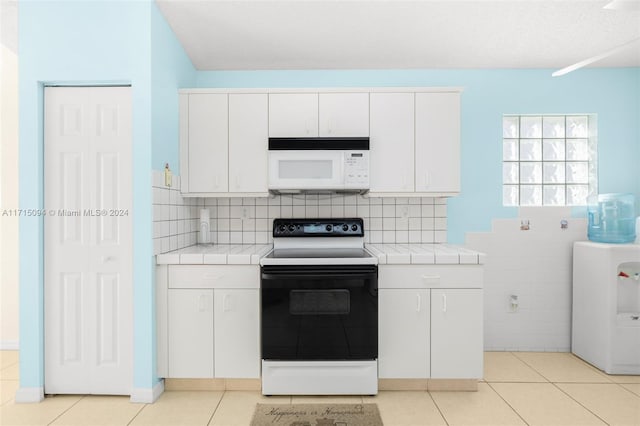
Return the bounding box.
[502,115,597,206]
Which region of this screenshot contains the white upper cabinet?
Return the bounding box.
[415,92,461,194]
[229,94,268,193]
[181,94,228,193]
[369,93,415,192]
[319,93,369,137]
[269,93,318,137]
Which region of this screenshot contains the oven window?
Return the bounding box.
[290,289,350,315]
[279,160,333,179]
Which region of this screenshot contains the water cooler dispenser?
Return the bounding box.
[572,242,640,374]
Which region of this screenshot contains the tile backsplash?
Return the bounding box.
[152,170,448,254]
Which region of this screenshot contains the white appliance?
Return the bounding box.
[268,137,369,194]
[260,218,378,395]
[572,241,640,374]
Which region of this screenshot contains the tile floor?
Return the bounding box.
[1,351,639,425]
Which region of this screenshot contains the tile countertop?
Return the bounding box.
[156,244,272,265]
[365,243,486,265]
[156,243,485,265]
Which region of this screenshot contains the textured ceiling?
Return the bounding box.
[156,0,640,71]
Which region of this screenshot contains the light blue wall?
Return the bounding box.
[197,68,640,243]
[18,0,194,393]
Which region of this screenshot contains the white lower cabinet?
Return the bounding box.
[378,289,430,378]
[430,289,483,378]
[159,265,260,379]
[378,265,483,380]
[214,289,260,378]
[168,289,214,378]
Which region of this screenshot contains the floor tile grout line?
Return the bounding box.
[551,381,612,426]
[206,389,226,426]
[125,399,149,426]
[485,382,531,426]
[509,352,554,383]
[46,394,87,426]
[426,390,450,426]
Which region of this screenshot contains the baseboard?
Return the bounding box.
[15,387,44,403]
[378,378,478,391]
[0,340,19,350]
[130,380,164,404]
[164,378,261,391]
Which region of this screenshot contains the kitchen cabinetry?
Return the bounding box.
[369,93,415,192]
[415,92,461,193]
[179,87,461,197]
[229,94,268,193]
[168,289,214,378]
[268,92,369,137]
[430,289,483,378]
[157,265,260,379]
[378,265,483,380]
[180,93,268,196]
[214,289,261,378]
[181,94,228,194]
[379,288,429,378]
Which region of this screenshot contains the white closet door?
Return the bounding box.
[44,86,132,395]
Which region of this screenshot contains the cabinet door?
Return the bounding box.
[378,289,430,378]
[319,93,369,137]
[431,289,483,378]
[369,93,415,192]
[269,93,318,137]
[214,289,260,378]
[415,92,460,193]
[229,94,268,193]
[168,289,214,378]
[187,94,228,193]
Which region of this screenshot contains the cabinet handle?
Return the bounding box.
[203,273,224,281]
[416,293,421,312]
[421,275,440,285]
[442,293,447,312]
[198,294,208,312]
[402,174,407,189]
[235,175,241,189]
[215,175,220,189]
[223,294,231,312]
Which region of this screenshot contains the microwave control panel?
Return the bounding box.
[344,151,369,187]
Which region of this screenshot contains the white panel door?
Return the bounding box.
[168,289,214,378]
[188,94,228,193]
[430,289,483,379]
[214,289,260,378]
[319,93,369,137]
[415,92,461,193]
[378,289,430,378]
[44,86,132,395]
[228,94,268,193]
[268,93,318,137]
[369,93,415,192]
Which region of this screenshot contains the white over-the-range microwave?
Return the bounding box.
[268,137,370,194]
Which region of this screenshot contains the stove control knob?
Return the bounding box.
[352,224,358,231]
[278,225,286,233]
[288,224,295,232]
[326,224,333,232]
[342,224,349,232]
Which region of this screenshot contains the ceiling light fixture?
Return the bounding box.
[552,36,640,77]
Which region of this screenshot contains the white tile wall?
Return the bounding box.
[152,171,200,255]
[153,170,449,252]
[465,207,587,352]
[202,194,447,245]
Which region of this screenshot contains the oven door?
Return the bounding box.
[261,264,378,361]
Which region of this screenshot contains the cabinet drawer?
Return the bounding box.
[168,265,259,289]
[379,265,483,289]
